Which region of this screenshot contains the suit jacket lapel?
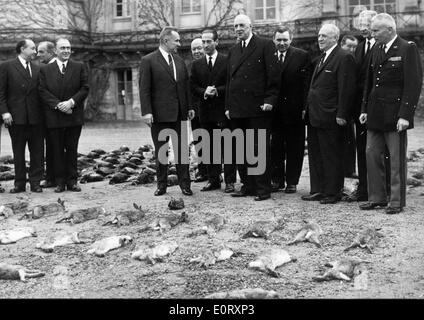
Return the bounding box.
[312,46,339,81]
[210,53,223,79]
[155,50,175,82]
[12,58,31,82]
[231,35,257,76]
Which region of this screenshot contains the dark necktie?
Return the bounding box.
[25,62,31,78]
[365,40,371,56]
[279,52,285,64]
[168,54,175,80]
[318,51,326,68]
[208,56,213,70]
[61,63,66,74]
[241,41,246,53]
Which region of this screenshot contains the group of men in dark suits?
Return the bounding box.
[139,12,422,212]
[302,12,422,214]
[0,38,89,194]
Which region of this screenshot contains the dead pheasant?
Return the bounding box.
[248,248,296,277]
[19,198,65,220]
[205,288,280,299]
[0,263,44,281]
[102,203,146,227]
[344,228,383,253]
[132,241,178,264]
[56,206,107,224]
[242,218,285,240]
[168,197,185,210]
[312,257,370,282]
[287,220,323,248]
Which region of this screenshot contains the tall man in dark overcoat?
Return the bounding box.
[359,13,423,214]
[0,39,44,193]
[225,14,279,201]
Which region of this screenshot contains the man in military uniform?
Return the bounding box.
[359,13,423,214]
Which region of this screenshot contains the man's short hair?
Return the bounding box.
[358,9,377,20]
[202,29,218,41]
[38,41,55,55]
[273,26,293,39]
[55,38,70,47]
[234,14,252,26]
[321,23,340,40]
[159,26,178,42]
[16,39,29,54]
[371,13,397,31]
[341,34,358,45]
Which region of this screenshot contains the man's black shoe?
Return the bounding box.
[54,185,66,193]
[10,186,26,194]
[231,187,254,197]
[40,180,56,188]
[194,175,208,183]
[254,194,271,201]
[182,188,193,196]
[224,183,235,193]
[154,188,166,196]
[359,202,387,210]
[285,185,297,194]
[319,195,341,204]
[30,185,43,193]
[201,182,221,192]
[301,193,324,201]
[271,181,284,192]
[385,206,403,214]
[67,184,81,192]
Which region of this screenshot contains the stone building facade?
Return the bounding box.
[0,0,423,121]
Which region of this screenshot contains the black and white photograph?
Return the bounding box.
[0,0,423,310]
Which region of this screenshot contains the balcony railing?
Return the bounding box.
[0,11,423,51]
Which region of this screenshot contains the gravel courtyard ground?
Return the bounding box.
[0,119,423,299]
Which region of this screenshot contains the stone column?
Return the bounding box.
[131,66,142,120]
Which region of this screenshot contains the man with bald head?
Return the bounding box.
[359,13,422,214]
[37,41,57,189]
[0,39,44,193]
[189,37,208,183]
[225,14,279,201]
[39,38,89,193]
[341,10,378,202]
[303,24,356,204]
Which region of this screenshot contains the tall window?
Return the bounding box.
[181,0,201,14]
[348,0,396,15]
[115,0,131,18]
[255,0,276,21]
[117,69,133,106]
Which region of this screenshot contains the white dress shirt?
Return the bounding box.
[159,46,176,81]
[18,55,31,77]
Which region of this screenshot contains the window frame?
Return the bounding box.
[254,0,277,22]
[180,0,202,15]
[114,0,131,19]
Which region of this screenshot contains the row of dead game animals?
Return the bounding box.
[0,196,381,297]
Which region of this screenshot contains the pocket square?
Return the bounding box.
[324,70,332,73]
[388,56,401,61]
